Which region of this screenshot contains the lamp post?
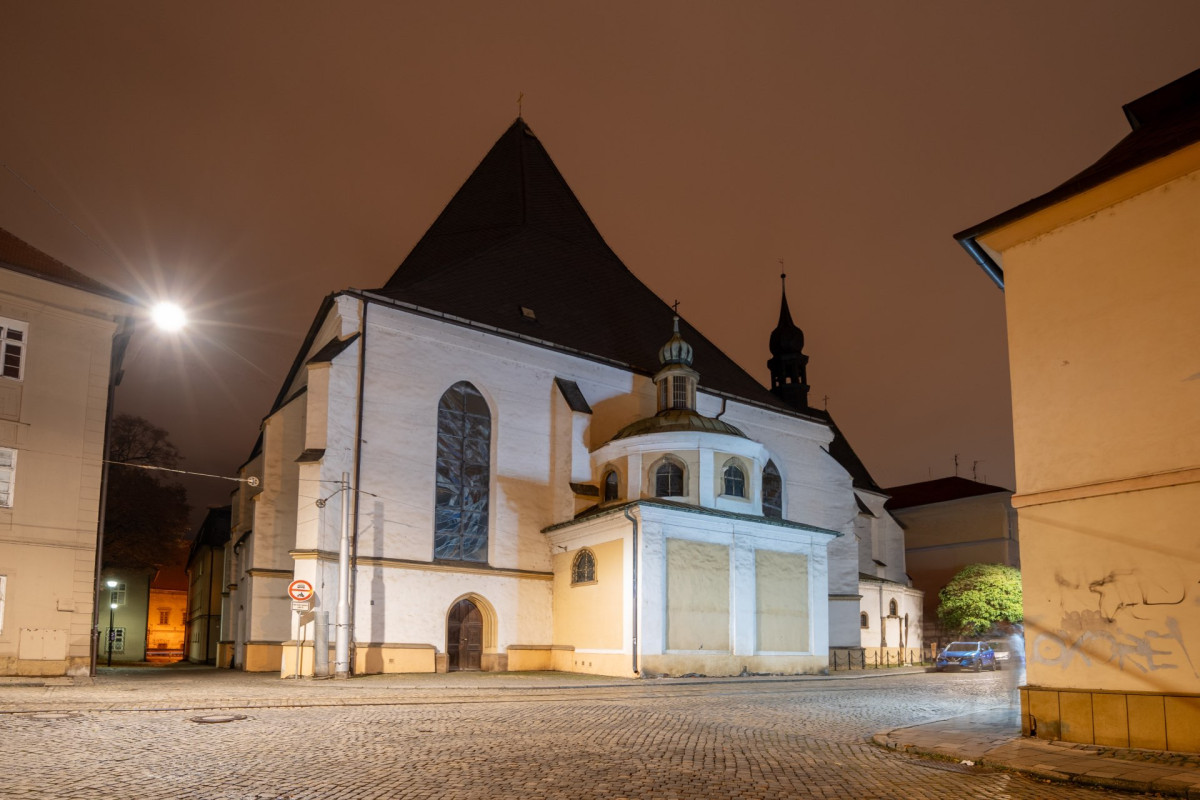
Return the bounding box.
[105,579,118,668]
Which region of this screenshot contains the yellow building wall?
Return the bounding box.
[756,550,808,652]
[551,539,624,651]
[983,154,1200,749]
[1001,170,1200,495]
[666,538,730,652]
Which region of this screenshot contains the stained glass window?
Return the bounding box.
[762,461,782,519]
[571,549,596,584]
[434,382,490,562]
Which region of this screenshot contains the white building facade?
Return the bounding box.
[223,119,917,677]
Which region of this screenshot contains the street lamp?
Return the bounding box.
[106,579,118,668]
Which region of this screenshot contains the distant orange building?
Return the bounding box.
[146,563,188,662]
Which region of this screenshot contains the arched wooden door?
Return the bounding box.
[447,598,483,671]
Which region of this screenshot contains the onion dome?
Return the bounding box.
[769,274,805,357]
[658,316,694,367]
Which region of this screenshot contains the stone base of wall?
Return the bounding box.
[1021,686,1200,753]
[0,655,89,677]
[242,643,284,672]
[640,653,827,678]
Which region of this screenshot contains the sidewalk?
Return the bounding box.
[874,706,1200,798]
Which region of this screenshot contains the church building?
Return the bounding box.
[223,119,918,677]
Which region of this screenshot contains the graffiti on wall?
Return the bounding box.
[1032,569,1198,676]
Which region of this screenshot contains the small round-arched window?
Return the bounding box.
[571,549,596,585]
[860,612,869,628]
[654,458,685,497]
[722,462,746,497]
[603,470,619,502]
[888,599,898,616]
[762,460,782,519]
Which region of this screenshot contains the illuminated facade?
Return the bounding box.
[226,120,916,677]
[957,69,1200,751]
[0,229,132,676]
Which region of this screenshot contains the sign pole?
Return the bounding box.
[335,471,351,679]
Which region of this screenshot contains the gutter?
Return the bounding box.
[955,233,1006,290]
[622,506,640,676]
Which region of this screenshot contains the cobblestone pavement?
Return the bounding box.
[1,668,1135,800]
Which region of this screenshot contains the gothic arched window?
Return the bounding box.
[762,461,783,519]
[722,462,746,497]
[434,381,490,562]
[654,458,685,498]
[888,599,898,616]
[571,549,596,584]
[603,470,619,502]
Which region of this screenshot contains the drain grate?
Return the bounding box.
[189,714,248,724]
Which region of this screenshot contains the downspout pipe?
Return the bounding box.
[622,505,640,676]
[348,299,369,675]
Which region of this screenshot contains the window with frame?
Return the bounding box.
[158,610,170,625]
[108,627,125,653]
[571,549,596,585]
[888,599,898,616]
[860,611,869,628]
[603,470,619,502]
[722,462,745,497]
[654,459,685,497]
[434,381,491,562]
[0,318,27,381]
[671,376,688,409]
[0,448,15,508]
[108,582,126,606]
[762,461,782,519]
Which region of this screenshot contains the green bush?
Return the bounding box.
[937,563,1022,636]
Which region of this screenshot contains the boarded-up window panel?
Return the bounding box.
[756,550,809,652]
[666,539,730,651]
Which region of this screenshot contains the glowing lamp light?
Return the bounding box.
[151,302,186,332]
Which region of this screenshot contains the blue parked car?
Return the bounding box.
[935,641,996,672]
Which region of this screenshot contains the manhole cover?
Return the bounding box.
[189,714,248,724]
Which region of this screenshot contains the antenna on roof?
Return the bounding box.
[954,453,960,476]
[517,92,525,117]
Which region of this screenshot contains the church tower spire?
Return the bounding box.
[768,273,810,409]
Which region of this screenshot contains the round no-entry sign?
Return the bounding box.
[287,579,314,602]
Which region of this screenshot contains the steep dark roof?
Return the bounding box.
[369,119,797,414]
[187,505,232,565]
[957,68,1200,288]
[822,413,882,494]
[883,476,1010,511]
[0,227,132,303]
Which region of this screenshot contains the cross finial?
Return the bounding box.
[517,92,524,117]
[779,259,786,284]
[672,299,680,314]
[823,394,830,410]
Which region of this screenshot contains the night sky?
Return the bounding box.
[3,3,1199,525]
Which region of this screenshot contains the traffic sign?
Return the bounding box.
[287,579,315,602]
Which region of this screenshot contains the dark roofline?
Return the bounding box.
[542,497,841,537]
[955,68,1200,290]
[0,227,136,305]
[883,475,1011,511]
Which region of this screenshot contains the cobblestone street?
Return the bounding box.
[2,669,1131,799]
